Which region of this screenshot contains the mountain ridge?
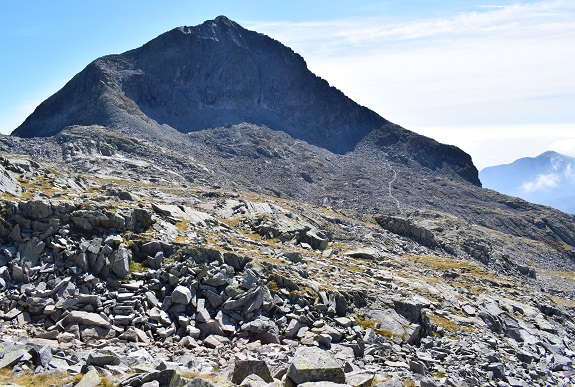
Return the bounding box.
[12,16,479,186]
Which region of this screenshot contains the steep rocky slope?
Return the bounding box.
[0,151,574,386]
[9,17,575,264]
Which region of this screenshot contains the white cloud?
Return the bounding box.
[520,160,575,192]
[549,137,575,158]
[248,0,575,134]
[521,173,560,192]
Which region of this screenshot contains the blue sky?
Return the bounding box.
[1,0,574,168]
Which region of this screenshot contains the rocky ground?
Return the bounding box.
[1,149,575,386]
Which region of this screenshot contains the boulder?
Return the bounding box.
[287,346,346,385]
[241,317,280,344]
[185,377,215,387]
[239,374,268,387]
[64,311,112,328]
[111,246,131,278]
[19,200,53,219]
[231,359,273,384]
[146,251,164,269]
[0,349,28,369]
[86,352,121,367]
[345,371,374,387]
[392,298,422,323]
[374,215,437,246]
[75,369,101,387]
[29,345,52,367]
[18,237,45,267]
[364,309,420,344]
[140,369,184,387]
[172,286,193,305]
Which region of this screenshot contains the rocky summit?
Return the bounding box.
[1,16,575,387]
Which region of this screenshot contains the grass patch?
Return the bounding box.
[405,254,504,284]
[428,313,473,332]
[549,295,575,308]
[218,217,242,228]
[356,317,399,340]
[175,235,188,243]
[129,260,147,273]
[181,371,219,384]
[548,270,575,281]
[176,218,190,232]
[0,369,72,387]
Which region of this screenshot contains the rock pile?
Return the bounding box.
[0,184,574,385]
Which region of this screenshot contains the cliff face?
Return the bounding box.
[12,16,479,185]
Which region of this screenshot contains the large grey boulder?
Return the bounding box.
[18,200,53,219]
[345,371,374,387]
[0,349,28,369]
[374,215,437,246]
[0,164,20,197]
[75,369,101,387]
[18,237,45,267]
[364,309,420,344]
[240,317,280,344]
[111,246,131,278]
[184,378,215,387]
[86,351,121,367]
[140,369,185,387]
[231,359,273,384]
[172,285,193,305]
[287,346,346,385]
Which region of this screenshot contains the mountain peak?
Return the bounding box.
[11,17,479,184]
[539,150,561,158]
[176,16,243,38]
[12,16,387,154]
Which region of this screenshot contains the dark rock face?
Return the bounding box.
[11,16,479,185]
[12,16,384,155]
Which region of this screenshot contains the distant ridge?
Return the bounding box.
[480,151,575,213]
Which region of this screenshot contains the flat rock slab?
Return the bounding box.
[0,349,27,369]
[287,346,346,385]
[65,311,112,328]
[75,369,101,387]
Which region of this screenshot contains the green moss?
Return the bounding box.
[129,260,147,273]
[356,317,399,340]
